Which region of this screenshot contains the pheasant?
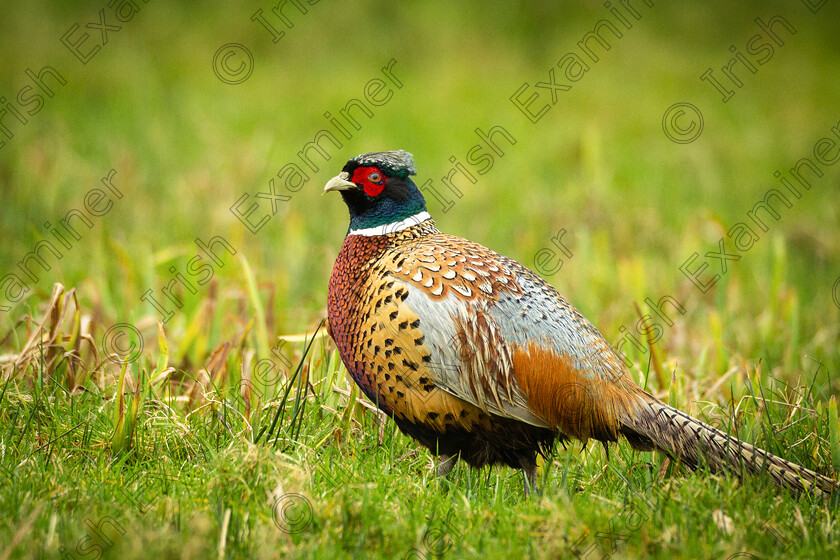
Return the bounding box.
[324,149,836,497]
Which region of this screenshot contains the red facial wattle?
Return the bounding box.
[352,166,387,197]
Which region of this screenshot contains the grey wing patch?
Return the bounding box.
[404,286,550,428]
[489,271,627,383]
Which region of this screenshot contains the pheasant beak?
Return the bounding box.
[323,172,357,194]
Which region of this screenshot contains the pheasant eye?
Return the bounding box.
[353,166,387,196]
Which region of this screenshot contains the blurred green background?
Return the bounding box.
[1,0,839,381]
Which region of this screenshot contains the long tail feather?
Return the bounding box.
[620,394,836,496]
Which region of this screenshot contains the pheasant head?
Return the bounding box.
[323,150,428,234]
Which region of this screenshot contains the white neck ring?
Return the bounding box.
[348,211,431,237]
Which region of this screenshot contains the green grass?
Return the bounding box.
[2,1,840,558]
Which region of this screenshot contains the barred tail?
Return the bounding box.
[620,395,836,496]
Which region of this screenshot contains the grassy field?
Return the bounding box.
[2,1,840,558]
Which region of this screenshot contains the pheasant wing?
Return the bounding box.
[388,234,643,441]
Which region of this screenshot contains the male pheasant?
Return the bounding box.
[324,150,835,497]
